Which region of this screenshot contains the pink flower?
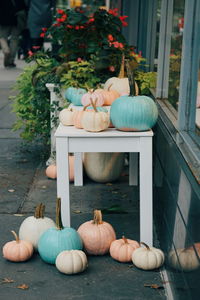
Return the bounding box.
[109,65,115,72]
[28,50,33,57]
[77,57,82,62]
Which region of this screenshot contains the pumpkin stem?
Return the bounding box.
[34,203,42,218]
[118,54,125,78]
[122,236,128,243]
[40,204,45,218]
[107,83,113,91]
[93,209,103,224]
[56,198,63,230]
[83,104,90,111]
[125,59,136,96]
[90,98,98,112]
[11,230,19,243]
[140,242,150,250]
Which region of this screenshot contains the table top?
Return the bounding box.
[55,124,154,138]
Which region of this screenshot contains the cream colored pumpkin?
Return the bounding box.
[81,100,109,132]
[19,203,56,250]
[3,231,34,262]
[168,247,200,272]
[110,236,140,262]
[132,242,165,270]
[59,108,75,126]
[73,105,89,129]
[83,152,125,183]
[56,250,88,274]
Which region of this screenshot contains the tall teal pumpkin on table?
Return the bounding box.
[110,60,158,131]
[38,198,82,264]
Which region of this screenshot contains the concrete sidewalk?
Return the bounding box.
[0,53,166,300]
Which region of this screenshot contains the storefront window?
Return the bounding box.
[168,0,185,109]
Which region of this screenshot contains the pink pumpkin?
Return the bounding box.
[45,156,75,182]
[77,210,116,255]
[3,231,33,262]
[81,90,104,107]
[110,236,140,262]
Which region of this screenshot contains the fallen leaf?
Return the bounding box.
[41,186,47,189]
[1,278,14,284]
[8,189,15,193]
[112,191,118,194]
[106,183,112,186]
[17,284,29,290]
[73,210,81,214]
[13,214,24,217]
[144,284,164,290]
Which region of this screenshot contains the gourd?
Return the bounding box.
[19,203,56,250]
[59,108,75,126]
[73,105,89,129]
[95,85,120,106]
[83,152,125,183]
[64,87,87,106]
[110,236,140,262]
[132,242,165,270]
[77,209,116,255]
[3,231,34,262]
[38,198,82,264]
[110,60,158,131]
[168,246,200,272]
[45,155,75,182]
[103,55,139,96]
[56,250,88,274]
[81,99,110,132]
[81,90,105,107]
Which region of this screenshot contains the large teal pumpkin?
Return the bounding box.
[64,87,87,106]
[110,95,158,131]
[38,227,83,264]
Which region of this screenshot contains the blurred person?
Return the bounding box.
[27,0,55,52]
[0,0,27,68]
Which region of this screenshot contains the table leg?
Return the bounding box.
[74,152,83,186]
[56,137,71,227]
[129,153,138,186]
[139,137,153,246]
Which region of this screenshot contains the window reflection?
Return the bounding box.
[168,0,185,109]
[196,64,200,128]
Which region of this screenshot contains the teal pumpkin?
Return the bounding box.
[65,87,87,106]
[110,95,158,131]
[38,227,83,264]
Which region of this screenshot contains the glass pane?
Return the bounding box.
[196,62,200,128]
[168,0,185,109]
[154,0,161,71]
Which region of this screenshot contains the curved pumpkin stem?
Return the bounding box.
[93,210,103,224]
[118,54,125,79]
[11,230,20,243]
[56,198,63,230]
[125,59,136,96]
[90,98,98,112]
[107,83,113,91]
[83,104,90,111]
[140,242,150,250]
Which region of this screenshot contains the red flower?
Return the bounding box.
[28,50,33,57]
[57,9,64,14]
[107,34,114,41]
[108,8,118,16]
[75,25,80,30]
[88,17,95,23]
[40,32,45,38]
[119,16,128,27]
[60,14,67,22]
[67,25,73,29]
[42,27,47,32]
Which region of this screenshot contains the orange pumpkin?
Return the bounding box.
[96,85,120,106]
[45,156,75,182]
[110,236,140,262]
[3,231,34,262]
[77,210,116,255]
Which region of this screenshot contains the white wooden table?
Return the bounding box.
[55,124,154,246]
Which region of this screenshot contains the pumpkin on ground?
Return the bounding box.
[19,203,56,251]
[168,246,200,272]
[3,231,34,262]
[56,250,88,274]
[45,155,75,182]
[110,95,158,131]
[77,210,116,255]
[38,198,82,264]
[110,236,140,262]
[83,152,125,183]
[81,99,110,132]
[81,90,105,107]
[64,87,87,106]
[132,242,165,270]
[59,107,75,126]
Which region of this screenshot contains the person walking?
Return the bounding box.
[0,0,27,68]
[27,0,55,52]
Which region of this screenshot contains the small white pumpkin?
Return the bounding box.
[56,250,88,274]
[81,99,109,132]
[168,247,200,272]
[132,242,165,270]
[59,108,75,126]
[19,203,56,251]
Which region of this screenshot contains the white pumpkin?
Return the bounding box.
[56,250,88,274]
[83,152,125,183]
[168,247,200,272]
[59,108,75,126]
[132,242,165,270]
[19,203,56,250]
